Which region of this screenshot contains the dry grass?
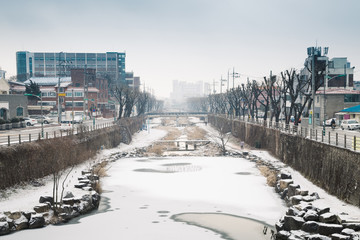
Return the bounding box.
[258,165,278,187]
[93,161,108,178]
[161,127,182,141]
[185,126,207,140]
[147,144,165,155]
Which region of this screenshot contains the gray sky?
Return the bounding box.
[1,0,360,98]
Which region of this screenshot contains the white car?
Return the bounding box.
[35,116,54,124]
[340,119,360,130]
[23,117,37,126]
[323,118,336,126]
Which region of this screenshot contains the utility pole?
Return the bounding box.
[269,71,273,120]
[311,48,315,131]
[231,67,240,89]
[213,79,216,94]
[57,52,63,124]
[227,69,229,91]
[220,76,226,94]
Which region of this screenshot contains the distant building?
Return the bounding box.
[171,80,204,103]
[16,51,126,84]
[21,68,110,119]
[125,72,141,90]
[354,81,360,91]
[299,47,357,124]
[0,69,6,79]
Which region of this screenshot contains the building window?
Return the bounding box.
[16,107,24,117]
[344,94,360,102]
[74,91,83,97]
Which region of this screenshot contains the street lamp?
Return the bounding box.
[25,93,44,138]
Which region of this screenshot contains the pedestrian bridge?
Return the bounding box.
[146,112,208,118]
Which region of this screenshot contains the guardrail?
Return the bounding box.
[231,116,360,152]
[0,122,115,147]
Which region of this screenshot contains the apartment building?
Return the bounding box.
[16,51,126,84]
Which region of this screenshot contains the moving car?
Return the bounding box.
[23,117,37,126]
[340,119,360,130]
[35,116,54,124]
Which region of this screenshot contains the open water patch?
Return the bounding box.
[235,172,252,175]
[171,212,274,240]
[133,168,174,173]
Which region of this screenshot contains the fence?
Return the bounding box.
[0,122,115,146]
[229,116,360,152]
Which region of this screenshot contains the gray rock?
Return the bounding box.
[288,184,300,197]
[302,221,320,233]
[34,203,50,213]
[14,215,28,230]
[281,189,288,199]
[302,196,317,202]
[0,222,10,236]
[7,211,22,220]
[63,191,74,199]
[62,198,75,206]
[280,179,294,191]
[341,228,355,236]
[304,210,319,221]
[74,183,88,188]
[283,215,305,231]
[289,195,303,206]
[319,212,338,224]
[318,223,343,236]
[310,192,320,199]
[287,207,300,216]
[307,234,331,240]
[295,189,309,196]
[342,223,360,231]
[318,207,330,215]
[28,214,45,229]
[276,230,291,239]
[39,196,54,204]
[281,172,292,180]
[331,233,351,240]
[288,230,308,239]
[22,211,32,221]
[276,220,285,231]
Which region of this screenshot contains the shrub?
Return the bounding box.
[0,119,6,125]
[11,118,20,123]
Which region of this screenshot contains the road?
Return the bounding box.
[0,118,115,146]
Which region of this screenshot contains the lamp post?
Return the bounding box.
[25,93,44,138]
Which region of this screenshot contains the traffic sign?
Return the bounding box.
[58,93,66,97]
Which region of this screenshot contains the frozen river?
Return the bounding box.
[2,155,286,240]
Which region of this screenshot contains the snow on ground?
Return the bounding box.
[0,119,167,213]
[199,119,360,219]
[1,116,359,240]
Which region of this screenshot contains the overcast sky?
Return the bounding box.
[1,0,359,98]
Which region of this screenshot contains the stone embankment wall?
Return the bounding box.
[208,115,360,207]
[0,117,144,190]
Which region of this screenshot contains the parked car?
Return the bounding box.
[23,117,37,126]
[340,119,360,130]
[73,115,83,124]
[35,116,54,124]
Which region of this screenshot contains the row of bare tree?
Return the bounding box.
[111,84,164,119]
[187,64,325,125]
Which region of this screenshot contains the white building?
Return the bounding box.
[171,80,204,103]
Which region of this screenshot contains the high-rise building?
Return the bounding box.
[16,51,126,83]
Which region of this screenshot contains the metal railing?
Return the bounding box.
[0,122,115,147]
[228,116,360,152]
